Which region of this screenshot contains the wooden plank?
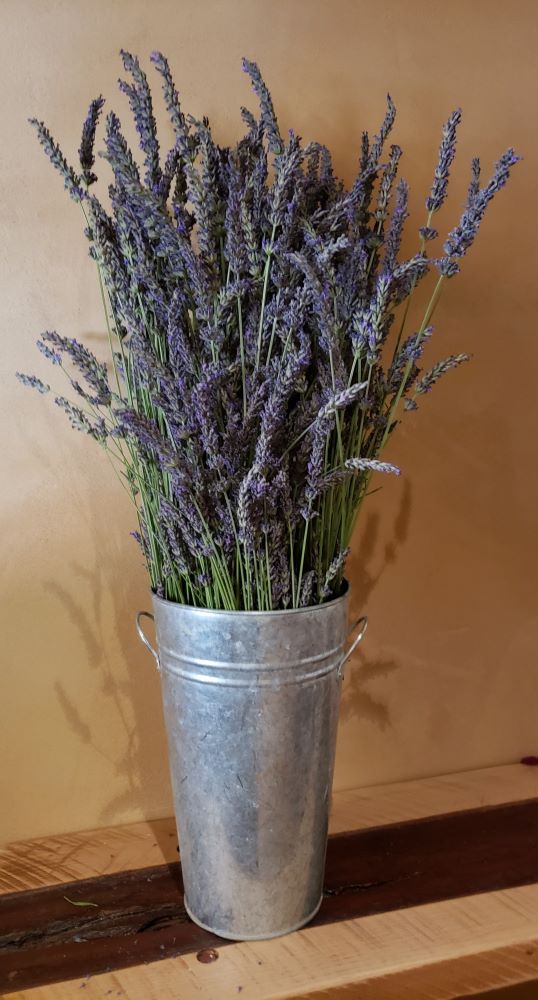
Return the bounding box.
[281,944,538,999]
[2,764,538,998]
[6,885,538,999]
[0,818,179,895]
[1,797,538,995]
[2,764,537,896]
[328,762,538,834]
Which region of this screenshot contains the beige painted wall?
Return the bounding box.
[2,0,537,843]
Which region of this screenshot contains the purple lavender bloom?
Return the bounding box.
[301,413,333,521]
[150,52,190,156]
[337,237,369,323]
[157,146,181,203]
[191,364,229,474]
[467,157,481,202]
[435,256,460,277]
[119,49,162,192]
[225,153,247,275]
[316,382,368,422]
[113,408,176,466]
[54,396,107,441]
[242,58,283,154]
[345,457,401,475]
[419,226,438,241]
[351,272,393,364]
[267,522,291,608]
[237,466,268,549]
[23,51,520,610]
[150,51,191,159]
[240,198,262,278]
[359,131,369,175]
[375,144,402,224]
[426,109,462,214]
[349,94,396,224]
[160,498,191,574]
[16,373,50,394]
[299,570,316,607]
[269,134,303,229]
[178,117,222,277]
[389,326,433,390]
[167,287,194,375]
[390,253,430,305]
[241,105,258,131]
[414,353,470,394]
[369,94,397,170]
[320,548,349,600]
[79,96,105,186]
[36,339,61,365]
[28,118,84,201]
[444,148,521,258]
[40,331,111,404]
[172,500,213,561]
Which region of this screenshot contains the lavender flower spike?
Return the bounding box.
[150,51,190,158]
[320,548,349,600]
[36,339,61,365]
[28,119,84,201]
[79,96,105,186]
[419,225,438,241]
[16,373,50,394]
[369,94,396,166]
[316,382,369,422]
[426,108,462,214]
[384,178,409,270]
[345,458,401,476]
[467,157,481,202]
[414,354,470,395]
[444,148,521,259]
[119,49,161,191]
[242,58,283,154]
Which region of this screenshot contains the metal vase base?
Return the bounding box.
[184,893,324,941]
[136,582,366,941]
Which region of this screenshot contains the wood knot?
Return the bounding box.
[196,948,219,964]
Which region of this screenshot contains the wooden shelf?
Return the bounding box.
[2,763,538,999]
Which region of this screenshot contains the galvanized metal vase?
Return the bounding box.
[136,583,366,941]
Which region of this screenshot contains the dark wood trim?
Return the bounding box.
[1,798,537,994]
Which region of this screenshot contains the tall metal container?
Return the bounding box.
[136,584,366,940]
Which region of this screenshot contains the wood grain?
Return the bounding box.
[6,887,538,999]
[2,763,537,895]
[1,797,538,995]
[3,764,538,999]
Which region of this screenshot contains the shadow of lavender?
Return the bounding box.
[340,478,412,728]
[43,477,171,826]
[13,381,169,827]
[45,456,412,825]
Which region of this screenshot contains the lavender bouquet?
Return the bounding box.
[19,52,519,611]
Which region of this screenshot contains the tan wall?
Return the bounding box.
[2,0,537,842]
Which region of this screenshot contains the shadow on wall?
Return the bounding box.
[340,478,412,728]
[43,458,169,826]
[43,452,411,823]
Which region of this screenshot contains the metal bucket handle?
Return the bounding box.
[136,607,367,676]
[136,611,160,671]
[339,614,368,677]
